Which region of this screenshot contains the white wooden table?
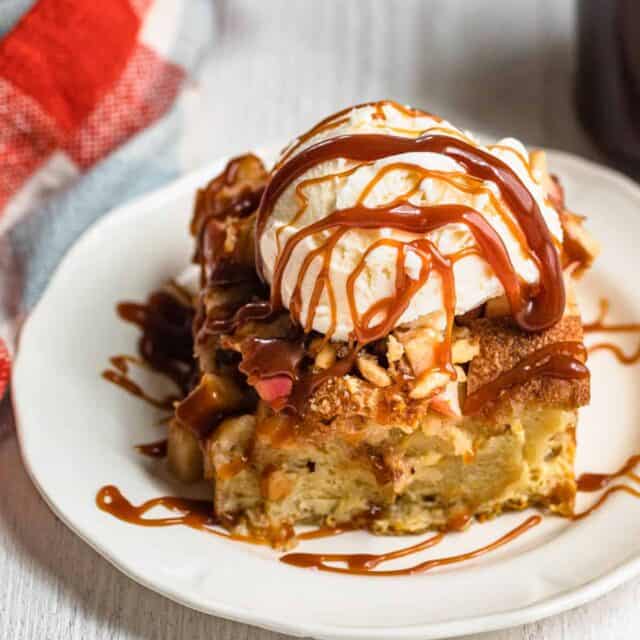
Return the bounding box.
[3,1,639,638]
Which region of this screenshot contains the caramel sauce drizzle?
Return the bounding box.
[271,202,524,347]
[239,336,305,383]
[98,453,640,571]
[296,525,354,541]
[286,347,358,413]
[572,485,640,521]
[571,300,640,518]
[102,356,179,410]
[275,166,360,257]
[583,298,640,333]
[180,107,582,417]
[588,342,640,365]
[191,153,265,236]
[280,515,541,576]
[463,341,589,415]
[282,531,444,574]
[572,455,640,520]
[96,485,260,542]
[256,131,565,337]
[584,298,640,365]
[115,293,196,395]
[344,161,529,255]
[97,485,221,531]
[96,485,349,547]
[577,454,640,492]
[198,300,273,338]
[97,486,542,577]
[103,291,197,463]
[488,143,539,185]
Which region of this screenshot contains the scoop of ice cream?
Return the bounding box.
[259,101,563,341]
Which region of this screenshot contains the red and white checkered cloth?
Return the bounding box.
[0,0,213,403]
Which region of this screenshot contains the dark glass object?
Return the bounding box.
[576,0,640,171]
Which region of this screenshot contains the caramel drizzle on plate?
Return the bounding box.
[97,457,640,574]
[573,454,640,520]
[102,356,179,410]
[96,485,254,541]
[96,483,542,575]
[583,298,640,333]
[280,516,541,576]
[102,291,195,408]
[96,485,348,547]
[589,342,640,365]
[111,292,196,395]
[584,298,640,365]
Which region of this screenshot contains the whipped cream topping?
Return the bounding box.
[259,101,563,341]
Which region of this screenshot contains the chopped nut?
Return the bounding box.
[429,379,463,418]
[451,337,479,364]
[532,148,598,277]
[560,209,600,277]
[386,334,404,362]
[410,370,450,399]
[398,327,441,376]
[357,355,392,387]
[345,375,362,396]
[485,295,510,318]
[315,343,336,369]
[531,149,566,210]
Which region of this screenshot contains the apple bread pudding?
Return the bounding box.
[166,101,597,544]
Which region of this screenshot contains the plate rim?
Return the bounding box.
[12,146,640,640]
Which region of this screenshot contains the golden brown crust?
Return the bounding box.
[466,315,589,412]
[299,314,589,428]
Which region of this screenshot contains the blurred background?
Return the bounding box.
[2,1,640,640]
[187,0,599,170]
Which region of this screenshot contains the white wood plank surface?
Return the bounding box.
[3,1,638,638]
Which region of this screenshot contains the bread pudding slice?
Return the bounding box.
[167,308,586,539]
[182,313,586,540]
[164,164,595,545]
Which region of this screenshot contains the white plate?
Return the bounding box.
[12,148,640,640]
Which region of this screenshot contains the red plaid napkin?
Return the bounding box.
[0,0,211,402]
